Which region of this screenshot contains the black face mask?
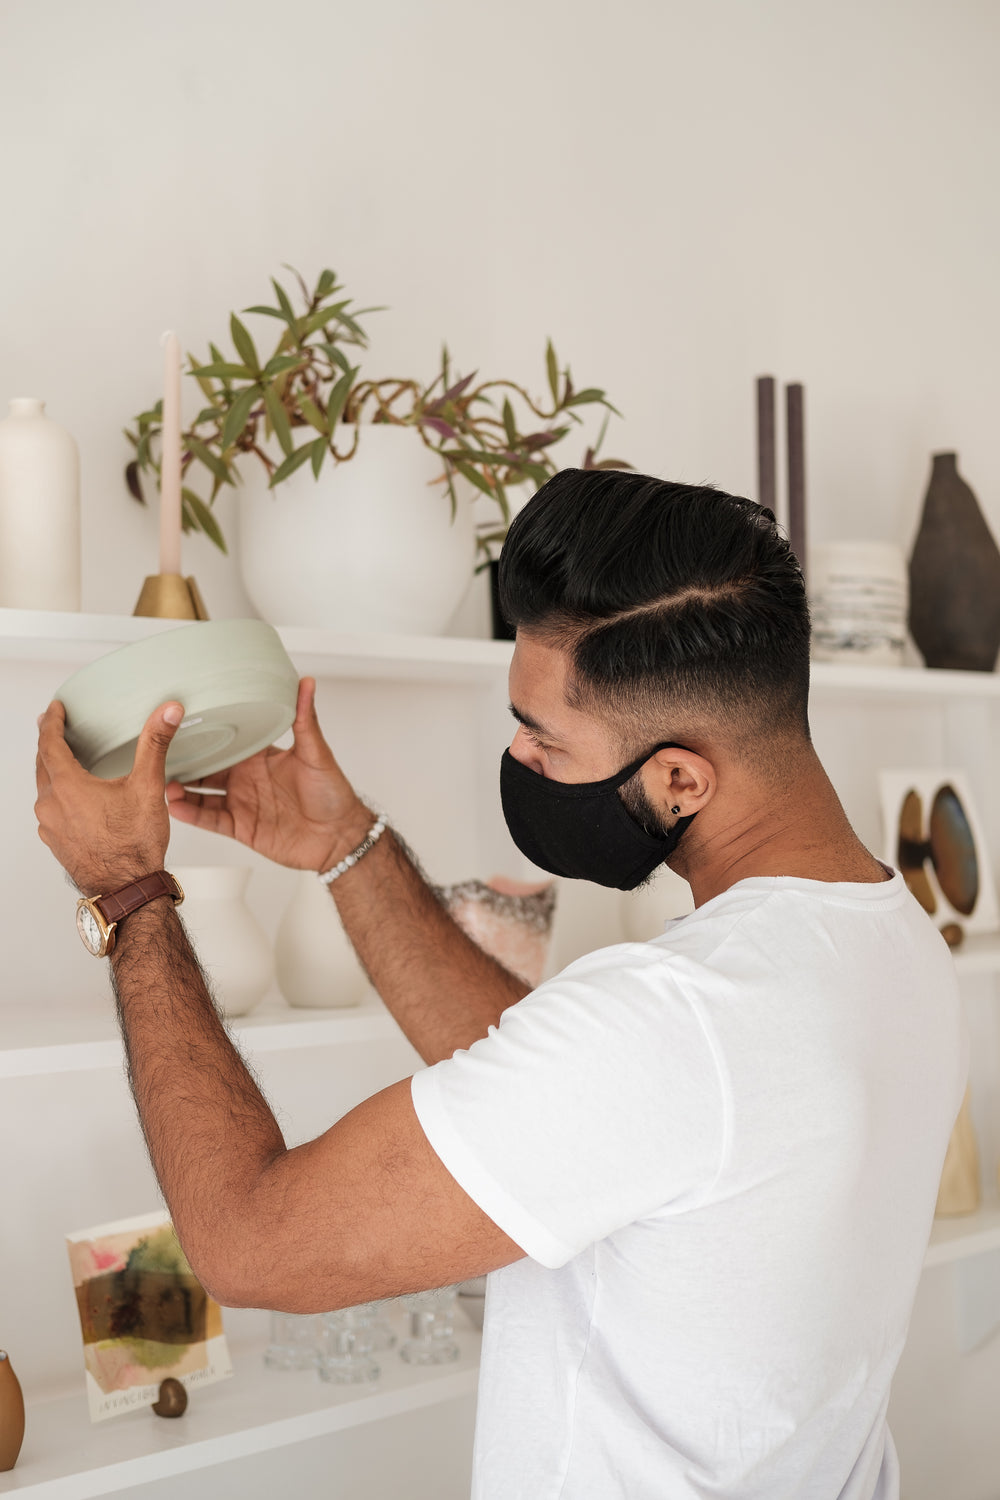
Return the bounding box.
[499,743,697,891]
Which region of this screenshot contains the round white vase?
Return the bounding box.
[0,397,80,610]
[809,542,908,667]
[274,871,372,1009]
[172,866,274,1018]
[238,423,476,633]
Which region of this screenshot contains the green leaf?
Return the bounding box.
[545,340,559,406]
[185,436,234,486]
[194,406,221,426]
[243,304,293,321]
[298,302,349,340]
[261,353,304,380]
[191,361,254,381]
[310,435,327,479]
[263,385,294,457]
[320,342,353,375]
[316,268,338,297]
[296,394,328,434]
[502,397,518,447]
[230,314,260,375]
[273,276,297,318]
[450,460,497,499]
[182,488,228,553]
[509,459,553,487]
[220,384,261,450]
[189,355,217,401]
[326,368,356,429]
[564,387,605,407]
[333,310,368,343]
[440,447,519,469]
[269,443,316,487]
[493,481,512,529]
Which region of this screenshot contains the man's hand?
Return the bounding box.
[35,699,182,894]
[165,676,370,873]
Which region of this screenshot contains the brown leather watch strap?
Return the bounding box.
[94,871,183,925]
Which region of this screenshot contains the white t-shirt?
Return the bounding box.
[411,870,967,1500]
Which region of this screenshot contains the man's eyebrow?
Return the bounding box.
[508,702,558,739]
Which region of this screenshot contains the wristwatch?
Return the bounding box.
[76,871,185,957]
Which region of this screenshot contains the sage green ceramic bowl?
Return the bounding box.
[56,619,300,782]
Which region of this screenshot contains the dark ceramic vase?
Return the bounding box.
[908,452,1000,671]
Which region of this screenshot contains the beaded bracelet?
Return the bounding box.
[317,815,387,886]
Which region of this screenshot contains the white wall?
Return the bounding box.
[2,3,1000,1497]
[2,0,999,617]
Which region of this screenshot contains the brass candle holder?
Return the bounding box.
[133,574,209,621]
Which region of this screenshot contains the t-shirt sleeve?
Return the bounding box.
[410,944,728,1270]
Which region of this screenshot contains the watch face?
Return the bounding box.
[76,903,105,956]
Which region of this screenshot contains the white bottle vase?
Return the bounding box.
[238,423,476,633]
[274,871,372,1009]
[0,397,81,610]
[172,866,274,1018]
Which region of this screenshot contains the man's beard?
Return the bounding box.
[618,767,671,840]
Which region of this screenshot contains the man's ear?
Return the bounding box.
[647,748,715,817]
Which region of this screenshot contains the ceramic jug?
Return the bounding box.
[274,871,371,1008]
[172,866,274,1018]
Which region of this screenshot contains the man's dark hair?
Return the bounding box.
[498,469,811,748]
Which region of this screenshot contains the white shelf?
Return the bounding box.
[6,931,997,1079]
[0,608,513,684]
[0,1001,400,1080]
[925,1197,1000,1268]
[3,607,1000,696]
[810,660,1000,700]
[0,1325,480,1498]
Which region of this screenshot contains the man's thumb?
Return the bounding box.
[131,702,184,784]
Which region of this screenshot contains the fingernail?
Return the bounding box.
[164,704,184,726]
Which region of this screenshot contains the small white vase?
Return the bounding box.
[809,542,907,667]
[274,871,372,1009]
[172,866,274,1018]
[0,397,81,610]
[238,423,476,633]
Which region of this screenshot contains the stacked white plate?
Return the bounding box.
[57,619,300,782]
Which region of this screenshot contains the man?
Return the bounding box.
[35,470,965,1499]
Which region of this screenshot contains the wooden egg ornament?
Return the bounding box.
[152,1377,188,1418]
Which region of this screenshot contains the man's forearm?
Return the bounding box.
[109,899,284,1295]
[325,815,530,1065]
